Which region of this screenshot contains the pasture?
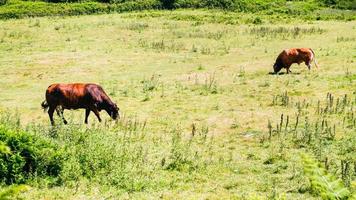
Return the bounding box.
[0,10,355,199]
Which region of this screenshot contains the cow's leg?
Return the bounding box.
[305,57,312,70]
[61,109,67,125]
[306,62,311,70]
[56,107,67,125]
[287,68,292,74]
[85,109,90,124]
[48,107,55,126]
[286,64,292,74]
[92,108,102,122]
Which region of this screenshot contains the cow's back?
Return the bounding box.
[46,83,92,108]
[297,48,313,60]
[84,84,106,102]
[283,48,311,64]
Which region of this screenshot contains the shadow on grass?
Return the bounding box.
[268,72,301,75]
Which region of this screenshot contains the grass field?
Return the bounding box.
[0,10,355,199]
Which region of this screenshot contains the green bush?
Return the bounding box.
[108,0,160,12]
[160,0,176,9]
[0,1,107,19]
[0,0,354,20]
[0,125,63,184]
[321,0,355,10]
[203,0,239,10]
[172,0,200,8]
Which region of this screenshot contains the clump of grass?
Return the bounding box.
[200,46,211,55]
[252,16,263,25]
[185,29,227,40]
[138,39,185,52]
[190,72,218,95]
[28,19,40,28]
[336,36,356,43]
[127,22,149,32]
[159,123,212,173]
[247,26,326,39]
[271,91,291,107]
[233,66,246,85]
[203,72,218,94]
[197,64,204,71]
[0,185,30,200]
[164,128,198,171]
[190,43,229,55]
[140,74,161,101]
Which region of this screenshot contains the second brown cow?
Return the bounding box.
[273,48,319,74]
[41,83,119,125]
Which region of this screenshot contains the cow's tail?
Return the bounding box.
[41,100,49,112]
[310,48,319,68]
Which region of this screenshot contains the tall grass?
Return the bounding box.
[264,93,356,188]
[0,111,214,194]
[247,26,326,39]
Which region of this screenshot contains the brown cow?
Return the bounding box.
[41,83,119,125]
[273,48,319,74]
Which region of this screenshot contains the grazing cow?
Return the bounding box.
[41,83,119,125]
[273,48,319,74]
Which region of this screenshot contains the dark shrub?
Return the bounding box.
[321,0,355,9]
[204,0,238,10]
[108,0,160,12]
[160,0,176,9]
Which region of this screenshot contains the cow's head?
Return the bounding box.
[111,103,120,120]
[273,57,284,74]
[273,62,282,74]
[105,102,120,120]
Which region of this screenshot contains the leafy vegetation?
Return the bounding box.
[0,184,30,200]
[321,0,355,10]
[0,120,63,184]
[302,153,351,199]
[0,0,354,20]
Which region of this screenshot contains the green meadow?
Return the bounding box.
[0,9,355,199]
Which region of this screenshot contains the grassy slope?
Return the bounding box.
[0,10,355,199]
